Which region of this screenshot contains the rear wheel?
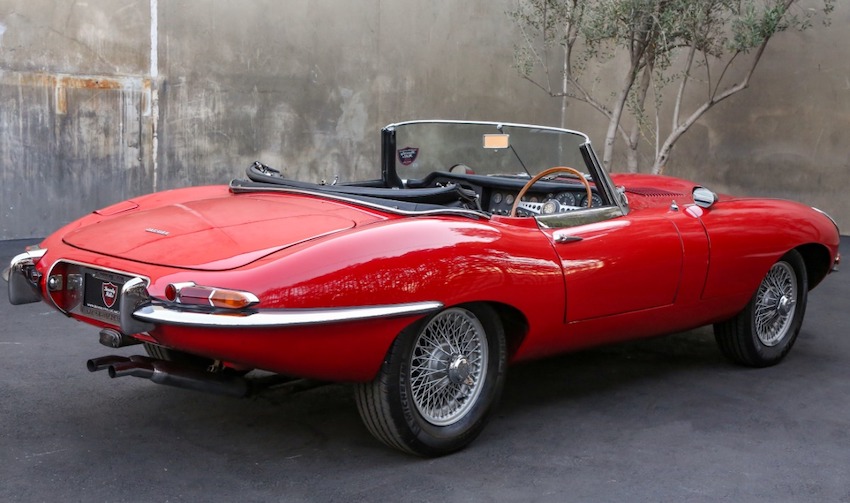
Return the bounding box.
[714,250,808,367]
[355,304,507,456]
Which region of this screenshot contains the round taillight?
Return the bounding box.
[165,284,177,301]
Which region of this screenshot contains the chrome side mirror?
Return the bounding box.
[616,186,629,207]
[692,187,718,209]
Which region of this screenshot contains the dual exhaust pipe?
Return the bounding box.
[87,354,250,398]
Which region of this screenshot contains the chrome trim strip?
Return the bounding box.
[812,207,841,273]
[813,207,841,235]
[132,301,444,328]
[536,206,625,230]
[46,259,150,287]
[229,182,489,220]
[383,119,591,144]
[45,260,150,317]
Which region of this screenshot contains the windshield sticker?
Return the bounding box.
[397,147,419,166]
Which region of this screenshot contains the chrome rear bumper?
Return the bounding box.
[5,249,47,305]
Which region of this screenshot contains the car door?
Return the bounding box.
[538,207,684,322]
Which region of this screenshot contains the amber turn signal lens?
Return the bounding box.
[208,290,256,309]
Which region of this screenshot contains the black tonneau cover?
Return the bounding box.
[243,161,480,208]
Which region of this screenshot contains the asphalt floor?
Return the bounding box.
[1,237,848,502]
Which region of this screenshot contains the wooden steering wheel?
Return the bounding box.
[509,166,594,217]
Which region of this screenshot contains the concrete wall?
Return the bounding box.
[670,2,850,231]
[0,0,846,239]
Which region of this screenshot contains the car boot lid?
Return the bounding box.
[62,194,378,270]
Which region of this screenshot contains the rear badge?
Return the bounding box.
[102,282,118,308]
[145,227,170,236]
[398,147,419,166]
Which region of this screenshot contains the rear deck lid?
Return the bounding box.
[63,194,377,270]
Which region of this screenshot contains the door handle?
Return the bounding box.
[553,233,582,244]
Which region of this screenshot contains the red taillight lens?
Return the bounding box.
[165,284,176,301]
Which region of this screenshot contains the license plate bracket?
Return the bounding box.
[80,270,128,324]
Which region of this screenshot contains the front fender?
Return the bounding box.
[699,198,840,302]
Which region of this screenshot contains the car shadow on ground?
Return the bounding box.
[499,326,725,409]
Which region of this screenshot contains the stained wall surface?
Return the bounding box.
[0,0,846,239]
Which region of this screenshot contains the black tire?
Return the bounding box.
[714,250,808,367]
[354,304,507,456]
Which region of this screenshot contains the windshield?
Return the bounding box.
[387,121,592,182]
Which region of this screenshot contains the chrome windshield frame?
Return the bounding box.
[380,120,628,216]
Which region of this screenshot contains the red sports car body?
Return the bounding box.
[5,121,840,456]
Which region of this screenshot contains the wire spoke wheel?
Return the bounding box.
[355,304,506,456]
[409,308,488,426]
[754,262,797,346]
[714,250,808,368]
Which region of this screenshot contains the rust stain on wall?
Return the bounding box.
[2,71,151,115]
[0,70,155,238]
[56,84,67,114]
[13,72,142,89]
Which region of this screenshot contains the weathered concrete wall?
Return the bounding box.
[0,0,154,238]
[154,0,550,189]
[0,0,846,240]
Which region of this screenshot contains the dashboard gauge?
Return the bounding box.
[530,196,539,203]
[505,194,515,205]
[555,192,576,207]
[541,199,559,215]
[493,192,503,204]
[576,192,602,208]
[579,193,604,207]
[590,193,603,207]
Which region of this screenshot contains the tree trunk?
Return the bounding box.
[626,64,653,172]
[602,66,638,171]
[560,44,569,130]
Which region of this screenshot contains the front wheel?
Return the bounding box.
[355,304,507,456]
[714,250,808,367]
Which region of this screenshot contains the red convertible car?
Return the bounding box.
[4,120,841,456]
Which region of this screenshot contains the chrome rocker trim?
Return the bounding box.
[5,249,48,305]
[132,302,444,329]
[118,278,443,331]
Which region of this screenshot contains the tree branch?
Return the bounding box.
[653,29,774,172]
[673,44,697,132]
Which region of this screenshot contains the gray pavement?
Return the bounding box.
[1,237,848,502]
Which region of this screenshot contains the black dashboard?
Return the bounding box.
[407,172,604,216]
[487,188,604,215]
